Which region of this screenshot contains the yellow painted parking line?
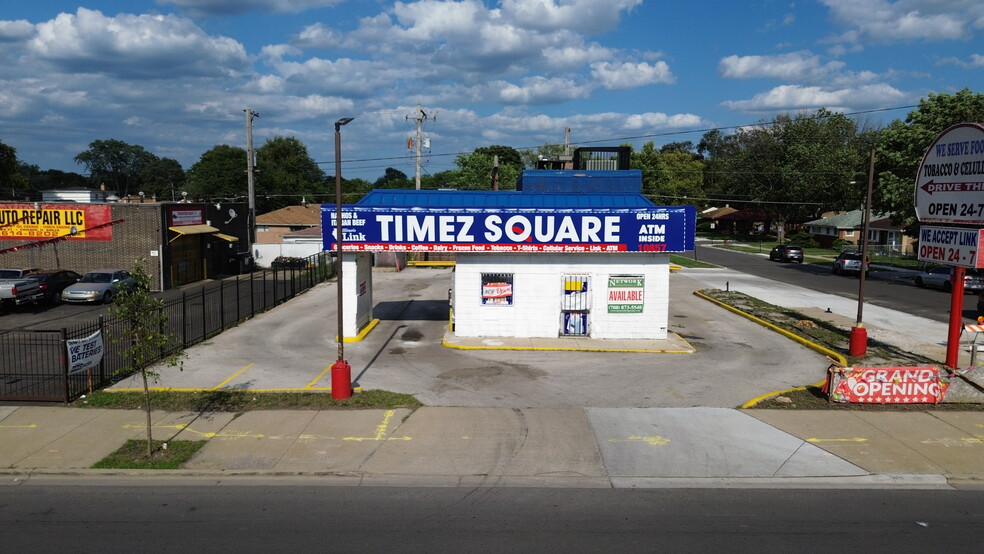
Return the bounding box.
[920,437,984,446]
[123,422,266,440]
[607,435,671,446]
[306,365,333,389]
[343,409,411,442]
[212,363,254,390]
[0,423,38,429]
[806,438,868,443]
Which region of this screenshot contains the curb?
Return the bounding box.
[0,469,954,490]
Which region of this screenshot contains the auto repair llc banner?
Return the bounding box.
[322,205,696,253]
[0,203,113,241]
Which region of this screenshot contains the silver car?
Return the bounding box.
[914,266,984,294]
[61,269,137,304]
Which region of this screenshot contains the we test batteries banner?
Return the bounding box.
[322,205,696,254]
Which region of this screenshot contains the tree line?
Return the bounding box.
[1,88,981,230]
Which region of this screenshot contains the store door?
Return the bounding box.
[561,274,590,336]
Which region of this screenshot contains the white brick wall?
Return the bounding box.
[453,253,669,339]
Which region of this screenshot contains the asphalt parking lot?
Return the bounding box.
[109,267,834,408]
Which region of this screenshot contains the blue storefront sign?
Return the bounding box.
[322,206,695,253]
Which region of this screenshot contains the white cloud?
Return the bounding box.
[820,0,984,43]
[722,83,908,112]
[159,0,346,18]
[623,112,704,130]
[29,8,249,79]
[719,51,845,81]
[0,19,35,42]
[590,60,675,89]
[495,76,592,104]
[499,0,643,34]
[938,53,984,68]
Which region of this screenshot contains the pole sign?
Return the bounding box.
[915,122,984,224]
[323,205,696,253]
[917,225,984,268]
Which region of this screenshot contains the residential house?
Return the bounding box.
[254,203,322,244]
[804,210,915,254]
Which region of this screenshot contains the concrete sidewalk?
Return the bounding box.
[1,404,980,488]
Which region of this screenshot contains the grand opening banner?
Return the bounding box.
[322,205,696,253]
[0,204,114,241]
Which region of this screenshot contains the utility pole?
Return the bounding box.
[244,109,259,259]
[492,155,499,191]
[407,104,434,190]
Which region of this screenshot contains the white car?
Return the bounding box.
[61,269,137,304]
[914,266,984,293]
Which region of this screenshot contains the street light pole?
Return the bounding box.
[850,147,876,358]
[331,116,354,399]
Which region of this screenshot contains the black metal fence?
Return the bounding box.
[0,252,333,402]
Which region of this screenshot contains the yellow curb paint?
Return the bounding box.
[806,438,868,443]
[607,435,671,446]
[336,318,381,343]
[111,386,362,393]
[441,331,696,354]
[692,290,847,408]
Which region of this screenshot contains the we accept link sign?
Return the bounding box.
[323,206,696,253]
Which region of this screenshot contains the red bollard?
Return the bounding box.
[331,360,352,399]
[849,325,867,358]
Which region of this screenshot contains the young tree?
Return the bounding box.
[109,260,184,458]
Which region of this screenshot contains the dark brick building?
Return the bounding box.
[0,201,249,291]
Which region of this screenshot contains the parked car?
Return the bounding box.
[769,244,804,263]
[61,269,137,304]
[914,266,984,293]
[29,269,82,304]
[832,251,869,276]
[0,268,43,312]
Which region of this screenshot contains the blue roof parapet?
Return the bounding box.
[517,169,642,193]
[357,188,655,209]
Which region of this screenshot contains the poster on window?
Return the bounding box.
[607,275,644,313]
[482,274,513,305]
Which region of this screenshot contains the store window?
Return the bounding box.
[481,273,514,306]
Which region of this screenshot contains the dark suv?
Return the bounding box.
[769,244,804,263]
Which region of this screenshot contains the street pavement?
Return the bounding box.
[1,260,983,489]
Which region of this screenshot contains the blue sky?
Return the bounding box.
[1,0,981,184]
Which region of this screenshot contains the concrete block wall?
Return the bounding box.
[453,253,669,339]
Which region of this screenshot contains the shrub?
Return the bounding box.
[785,232,818,248]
